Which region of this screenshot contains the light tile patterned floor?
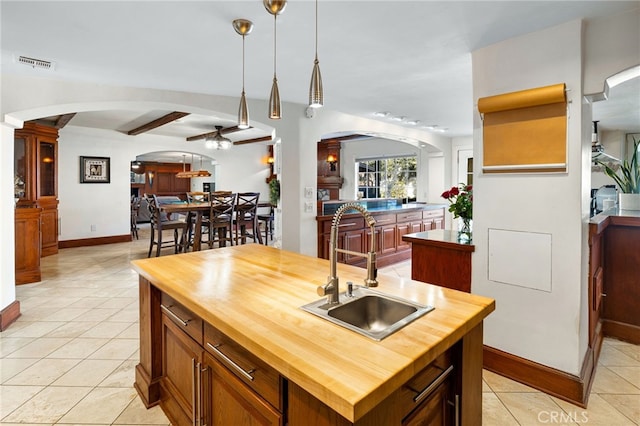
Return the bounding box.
[1,224,638,425]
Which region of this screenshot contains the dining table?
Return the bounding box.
[160,201,212,252]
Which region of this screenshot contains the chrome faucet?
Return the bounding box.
[317,203,378,305]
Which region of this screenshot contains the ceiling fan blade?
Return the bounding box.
[233,135,274,146]
[186,125,249,141]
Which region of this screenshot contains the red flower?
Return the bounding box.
[449,187,459,196]
[441,190,450,198]
[441,183,472,220]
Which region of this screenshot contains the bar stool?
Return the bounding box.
[145,194,188,257]
[209,193,236,248]
[233,192,261,245]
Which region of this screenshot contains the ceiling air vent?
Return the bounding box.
[16,55,55,70]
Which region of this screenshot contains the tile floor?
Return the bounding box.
[1,224,638,425]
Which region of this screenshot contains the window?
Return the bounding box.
[357,155,417,203]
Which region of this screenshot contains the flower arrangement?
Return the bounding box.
[441,184,473,220]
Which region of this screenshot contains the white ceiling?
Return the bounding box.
[1,1,638,153]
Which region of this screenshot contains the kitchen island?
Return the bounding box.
[132,244,494,425]
[589,208,640,346]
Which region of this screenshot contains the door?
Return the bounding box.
[204,352,282,426]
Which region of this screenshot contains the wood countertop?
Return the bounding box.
[402,229,476,252]
[131,244,494,422]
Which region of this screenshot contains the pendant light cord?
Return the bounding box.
[242,35,246,92]
[315,0,319,61]
[274,15,277,77]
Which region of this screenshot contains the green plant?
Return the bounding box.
[269,178,280,205]
[596,137,640,194]
[441,184,472,220]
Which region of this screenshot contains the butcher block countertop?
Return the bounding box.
[131,244,495,422]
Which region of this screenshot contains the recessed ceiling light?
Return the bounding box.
[406,119,420,126]
[373,111,390,117]
[391,115,405,122]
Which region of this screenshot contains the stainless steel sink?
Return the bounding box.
[300,287,434,341]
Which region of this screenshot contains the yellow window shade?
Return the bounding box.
[479,83,567,173]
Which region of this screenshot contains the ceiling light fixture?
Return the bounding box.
[205,126,233,150]
[233,19,254,129]
[176,154,212,178]
[373,111,390,117]
[264,0,287,120]
[308,0,323,108]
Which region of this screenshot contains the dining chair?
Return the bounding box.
[208,193,236,248]
[233,192,262,245]
[185,191,212,250]
[145,193,188,257]
[130,196,141,240]
[257,203,274,245]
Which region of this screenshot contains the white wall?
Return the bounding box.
[471,20,586,374]
[57,126,271,241]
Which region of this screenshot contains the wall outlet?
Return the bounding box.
[304,201,314,213]
[304,187,314,199]
[90,224,96,232]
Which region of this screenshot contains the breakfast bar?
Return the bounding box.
[132,244,494,425]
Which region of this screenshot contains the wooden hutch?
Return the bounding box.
[14,122,59,284]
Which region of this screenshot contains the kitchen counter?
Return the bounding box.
[588,208,640,345]
[132,244,494,424]
[402,230,475,292]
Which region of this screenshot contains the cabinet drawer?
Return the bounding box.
[397,211,423,222]
[160,293,203,344]
[396,349,454,417]
[423,209,444,219]
[204,323,282,411]
[372,213,396,226]
[321,216,365,233]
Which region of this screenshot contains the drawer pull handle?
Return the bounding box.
[337,222,358,228]
[207,342,255,382]
[161,304,191,327]
[412,365,454,404]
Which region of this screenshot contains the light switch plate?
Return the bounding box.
[304,201,314,212]
[304,187,314,199]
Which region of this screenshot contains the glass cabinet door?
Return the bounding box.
[39,141,56,197]
[14,138,28,199]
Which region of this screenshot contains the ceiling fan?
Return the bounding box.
[186,125,273,146]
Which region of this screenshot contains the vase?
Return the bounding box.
[619,193,640,211]
[457,217,472,243]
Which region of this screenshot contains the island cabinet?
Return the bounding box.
[589,210,640,345]
[132,245,494,426]
[318,206,444,268]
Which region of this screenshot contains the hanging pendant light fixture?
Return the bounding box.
[233,19,254,129]
[308,0,323,108]
[264,0,287,120]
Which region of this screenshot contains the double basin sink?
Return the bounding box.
[301,286,434,341]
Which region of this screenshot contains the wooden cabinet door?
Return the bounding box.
[14,207,41,284]
[402,374,454,426]
[204,352,282,426]
[161,314,203,426]
[397,222,420,251]
[343,229,365,264]
[38,199,58,257]
[379,224,398,255]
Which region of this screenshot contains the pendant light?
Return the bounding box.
[233,19,254,129]
[205,126,232,150]
[264,0,287,120]
[308,0,323,108]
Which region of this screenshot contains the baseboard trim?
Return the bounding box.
[483,344,598,408]
[0,300,21,331]
[603,319,640,345]
[59,234,131,248]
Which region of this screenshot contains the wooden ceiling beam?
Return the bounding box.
[127,111,190,135]
[233,136,273,146]
[54,113,76,129]
[320,134,371,143]
[186,125,248,142]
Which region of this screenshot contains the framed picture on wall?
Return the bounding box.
[80,156,110,183]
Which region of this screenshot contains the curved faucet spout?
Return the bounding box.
[317,202,378,305]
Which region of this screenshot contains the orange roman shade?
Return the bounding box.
[479,83,567,173]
